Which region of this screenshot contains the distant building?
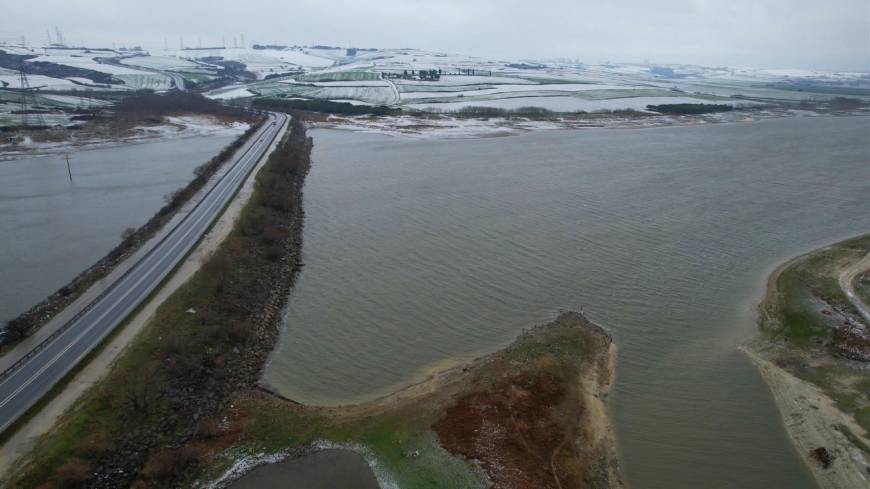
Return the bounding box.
[346,48,358,57]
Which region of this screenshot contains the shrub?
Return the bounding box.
[645,103,734,115]
[53,459,90,488]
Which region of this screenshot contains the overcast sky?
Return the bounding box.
[4,0,869,71]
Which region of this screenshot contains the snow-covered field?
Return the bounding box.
[158,47,334,79]
[0,43,867,132]
[208,86,255,100]
[398,83,649,101]
[199,47,868,111]
[120,55,203,72]
[0,74,82,90]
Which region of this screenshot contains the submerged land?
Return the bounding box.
[744,234,870,489]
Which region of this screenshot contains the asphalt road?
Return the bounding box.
[0,112,288,434]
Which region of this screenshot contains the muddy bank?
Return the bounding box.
[744,234,870,489]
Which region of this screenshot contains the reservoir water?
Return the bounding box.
[265,116,869,489]
[0,135,238,324]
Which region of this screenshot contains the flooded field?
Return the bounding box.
[0,135,237,323]
[265,115,869,489]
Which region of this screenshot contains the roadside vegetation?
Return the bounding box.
[1,102,264,351]
[5,118,311,488]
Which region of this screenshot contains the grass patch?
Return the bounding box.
[835,424,870,454]
[294,71,381,83]
[179,72,215,84]
[764,83,870,98]
[758,233,870,459]
[201,312,617,489]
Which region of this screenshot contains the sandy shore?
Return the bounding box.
[743,239,870,489]
[741,344,869,489]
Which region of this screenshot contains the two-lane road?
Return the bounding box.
[0,112,288,434]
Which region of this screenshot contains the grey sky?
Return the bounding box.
[5,0,869,71]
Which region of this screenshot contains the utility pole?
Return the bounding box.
[17,69,44,127]
[64,154,73,182]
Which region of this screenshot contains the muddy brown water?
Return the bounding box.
[227,449,380,489]
[265,116,870,488]
[0,135,238,325]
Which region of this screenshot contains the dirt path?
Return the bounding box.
[0,117,289,478]
[839,251,870,324]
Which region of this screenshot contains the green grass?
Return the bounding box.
[518,76,593,85]
[775,267,831,344]
[226,398,485,489]
[760,234,870,457]
[763,83,870,98]
[179,72,215,84]
[836,424,870,454]
[200,312,607,488]
[767,236,870,344]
